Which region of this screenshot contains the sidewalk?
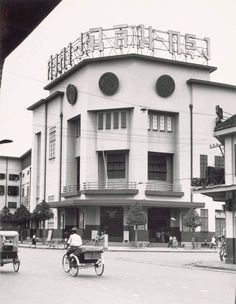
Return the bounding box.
[19,242,236,272]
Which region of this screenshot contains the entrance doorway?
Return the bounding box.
[148,208,170,243]
[100,207,123,242]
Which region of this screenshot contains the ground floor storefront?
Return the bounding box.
[47,199,212,245]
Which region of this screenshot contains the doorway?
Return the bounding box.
[100,207,123,242]
[148,208,170,243]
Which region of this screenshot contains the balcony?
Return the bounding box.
[62,185,81,198]
[145,182,184,197]
[82,182,138,195]
[192,166,225,188]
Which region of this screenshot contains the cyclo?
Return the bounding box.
[62,245,104,277]
[0,231,20,272]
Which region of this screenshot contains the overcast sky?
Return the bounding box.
[0,0,236,157]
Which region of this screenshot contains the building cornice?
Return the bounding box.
[27,91,64,111]
[44,54,217,91]
[187,79,236,91]
[49,198,205,209]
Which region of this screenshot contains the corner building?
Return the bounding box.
[28,29,236,244]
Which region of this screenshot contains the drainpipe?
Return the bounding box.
[59,110,63,202]
[5,157,8,206]
[189,103,193,204]
[19,172,22,205]
[44,102,48,202]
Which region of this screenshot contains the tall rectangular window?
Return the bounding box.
[113,112,119,129]
[214,156,224,168]
[166,116,172,132]
[200,209,208,231]
[105,113,111,129]
[98,113,103,130]
[215,210,226,236]
[0,173,5,180]
[152,115,158,131]
[121,112,127,128]
[0,185,4,195]
[8,186,19,196]
[49,127,56,160]
[200,154,208,178]
[148,114,151,130]
[75,118,81,137]
[148,153,167,181]
[107,153,126,179]
[160,116,165,131]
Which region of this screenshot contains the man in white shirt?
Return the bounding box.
[66,227,82,257]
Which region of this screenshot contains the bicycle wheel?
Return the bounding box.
[62,254,70,273]
[94,259,104,276]
[13,258,20,272]
[69,257,79,277]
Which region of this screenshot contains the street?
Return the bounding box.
[0,248,235,304]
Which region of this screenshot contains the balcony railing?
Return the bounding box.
[82,182,138,195]
[62,184,81,197]
[145,182,184,197]
[83,182,137,190]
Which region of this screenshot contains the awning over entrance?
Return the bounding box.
[49,198,205,209]
[193,184,236,201]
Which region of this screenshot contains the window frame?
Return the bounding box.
[107,153,126,179]
[49,126,56,160]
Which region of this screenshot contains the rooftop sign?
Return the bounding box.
[47,24,210,82]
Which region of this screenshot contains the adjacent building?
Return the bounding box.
[27,25,236,244]
[194,115,236,263]
[0,150,31,213]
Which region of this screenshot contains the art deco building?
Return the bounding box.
[27,25,236,245]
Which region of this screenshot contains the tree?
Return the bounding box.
[0,206,13,229]
[13,204,31,242]
[126,202,147,247]
[183,208,201,249]
[32,200,54,244]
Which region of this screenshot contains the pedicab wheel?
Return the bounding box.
[94,259,104,276]
[13,258,20,272]
[62,254,70,273]
[69,257,79,277]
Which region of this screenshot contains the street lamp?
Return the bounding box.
[0,139,13,144]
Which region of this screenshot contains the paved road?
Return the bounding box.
[0,248,235,304]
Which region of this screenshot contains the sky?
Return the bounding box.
[0,0,236,157]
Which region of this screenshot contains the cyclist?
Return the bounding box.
[66,227,82,257]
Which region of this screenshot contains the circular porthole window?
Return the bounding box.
[66,84,78,105]
[156,75,175,97]
[99,72,119,95]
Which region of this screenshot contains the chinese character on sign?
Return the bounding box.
[113,24,128,49]
[89,27,104,52]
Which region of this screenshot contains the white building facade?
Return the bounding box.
[0,150,31,213]
[27,25,236,244]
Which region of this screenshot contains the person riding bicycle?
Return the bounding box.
[66,227,82,257]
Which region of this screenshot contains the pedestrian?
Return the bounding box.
[172,236,178,249]
[202,237,208,248]
[168,235,173,248]
[210,235,216,249]
[95,231,101,246]
[29,233,37,248]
